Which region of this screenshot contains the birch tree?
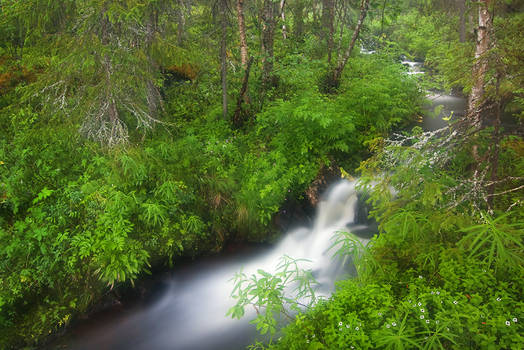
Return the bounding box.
[331,0,371,87]
[467,0,492,126]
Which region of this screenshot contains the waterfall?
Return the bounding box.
[70,180,374,350]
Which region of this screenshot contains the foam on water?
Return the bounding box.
[71,180,374,350]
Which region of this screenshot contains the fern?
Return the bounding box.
[459,212,524,271]
[140,202,167,226]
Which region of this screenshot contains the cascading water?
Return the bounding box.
[66,180,375,350]
[401,60,424,75]
[399,58,468,131]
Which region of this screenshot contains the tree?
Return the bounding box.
[331,0,371,87]
[20,0,176,146]
[321,0,335,64]
[467,0,492,126]
[237,0,249,68]
[220,0,229,119]
[261,0,279,90]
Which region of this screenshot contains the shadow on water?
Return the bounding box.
[48,180,377,350]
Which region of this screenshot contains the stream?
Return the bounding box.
[51,59,468,350]
[400,58,468,131]
[55,181,376,350]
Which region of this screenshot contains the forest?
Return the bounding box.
[0,0,523,349]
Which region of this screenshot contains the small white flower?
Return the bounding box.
[505,321,511,326]
[420,315,425,319]
[408,300,412,303]
[339,322,343,326]
[392,322,397,327]
[453,300,458,305]
[496,297,501,302]
[346,324,350,328]
[418,302,422,306]
[351,347,355,349]
[436,291,440,295]
[355,327,360,331]
[419,275,423,279]
[420,308,425,313]
[426,320,430,324]
[513,318,518,323]
[386,324,391,328]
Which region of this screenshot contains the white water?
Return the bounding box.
[400,59,468,130]
[69,180,375,350]
[401,60,424,75]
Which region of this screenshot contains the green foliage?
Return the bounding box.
[228,256,321,339]
[329,231,382,282]
[0,1,467,348]
[459,212,524,272]
[263,222,523,349]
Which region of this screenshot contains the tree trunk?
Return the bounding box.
[177,0,186,45]
[322,0,335,64]
[145,9,163,119]
[233,56,254,128]
[280,0,287,40]
[237,0,248,68]
[220,0,228,119]
[332,0,370,84]
[467,0,492,126]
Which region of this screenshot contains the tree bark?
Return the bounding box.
[236,0,248,68]
[322,0,335,64]
[467,0,492,126]
[280,0,287,40]
[220,0,228,119]
[332,0,370,84]
[233,56,254,128]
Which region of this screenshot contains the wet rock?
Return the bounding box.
[305,163,341,206]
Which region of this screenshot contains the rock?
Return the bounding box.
[305,163,341,206]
